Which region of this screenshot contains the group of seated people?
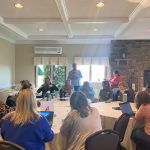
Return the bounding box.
[0,80,101,150]
[59,79,95,102]
[0,74,150,150]
[99,80,134,102]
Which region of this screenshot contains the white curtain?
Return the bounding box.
[59,57,68,66]
[34,57,42,65]
[74,57,83,65]
[75,57,109,65]
[100,57,111,79]
[82,57,91,65]
[41,57,50,65]
[100,57,109,65]
[91,57,101,65]
[74,56,110,78]
[50,57,59,65]
[34,56,68,66]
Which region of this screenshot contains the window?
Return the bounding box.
[77,65,90,84]
[91,65,105,82]
[78,65,105,83]
[78,64,105,98]
[36,65,66,88]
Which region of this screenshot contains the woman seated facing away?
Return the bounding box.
[59,92,102,150]
[131,91,150,150]
[80,81,95,102]
[60,80,72,98]
[1,89,54,150]
[37,76,58,98]
[113,81,133,102]
[99,80,113,101]
[145,84,150,94]
[20,80,32,90]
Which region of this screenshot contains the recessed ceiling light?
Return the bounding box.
[93,28,98,32]
[15,3,24,9]
[96,2,104,8]
[39,28,44,32]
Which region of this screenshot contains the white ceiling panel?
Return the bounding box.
[71,23,122,35]
[0,0,150,43]
[142,7,150,17]
[120,19,150,39]
[13,22,67,35]
[66,0,139,18]
[0,0,61,18]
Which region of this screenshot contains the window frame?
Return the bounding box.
[35,65,66,88]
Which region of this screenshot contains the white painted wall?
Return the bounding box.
[15,44,111,85]
[0,38,15,89]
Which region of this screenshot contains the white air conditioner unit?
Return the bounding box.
[34,47,62,54]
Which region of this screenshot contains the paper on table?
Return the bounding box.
[40,99,54,111]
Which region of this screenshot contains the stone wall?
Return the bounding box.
[110,40,150,91]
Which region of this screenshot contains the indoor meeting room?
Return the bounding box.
[0,0,150,150]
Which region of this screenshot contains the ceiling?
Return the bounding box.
[0,0,150,44]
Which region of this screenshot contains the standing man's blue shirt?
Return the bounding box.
[68,70,82,87]
[1,115,54,150]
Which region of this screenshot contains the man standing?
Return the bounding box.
[67,63,82,91]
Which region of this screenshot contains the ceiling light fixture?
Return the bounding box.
[15,3,24,8]
[96,2,104,8]
[39,28,44,32]
[93,28,98,32]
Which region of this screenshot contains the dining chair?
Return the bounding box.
[0,141,25,150]
[85,129,120,150]
[113,113,130,150]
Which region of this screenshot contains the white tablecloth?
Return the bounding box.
[0,100,136,150]
[91,102,136,150]
[46,101,136,150]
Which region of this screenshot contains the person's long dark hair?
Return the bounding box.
[114,70,120,76]
[102,80,111,90]
[70,92,92,118]
[42,76,51,87]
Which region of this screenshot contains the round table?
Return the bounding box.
[46,100,136,150]
[91,101,137,150]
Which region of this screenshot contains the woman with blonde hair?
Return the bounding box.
[59,92,102,150]
[1,89,54,150]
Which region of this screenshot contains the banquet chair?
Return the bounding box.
[113,114,130,150]
[85,129,120,150]
[0,141,25,150]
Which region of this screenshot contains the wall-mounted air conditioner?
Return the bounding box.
[34,47,62,54]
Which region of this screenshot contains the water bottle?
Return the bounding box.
[123,93,127,102]
[46,91,51,101]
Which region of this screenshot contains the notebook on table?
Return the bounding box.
[119,102,135,116]
[38,111,54,126]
